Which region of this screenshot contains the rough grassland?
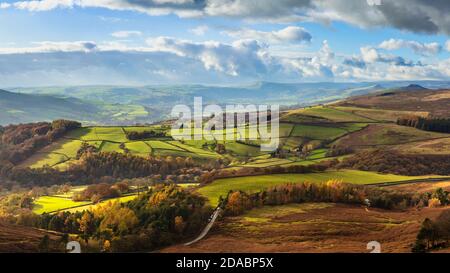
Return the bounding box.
[333,123,448,148]
[163,203,449,253]
[333,106,429,122]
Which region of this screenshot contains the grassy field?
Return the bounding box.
[332,106,429,122]
[290,124,348,140]
[225,142,264,157]
[125,141,152,155]
[32,183,200,214]
[197,170,444,205]
[23,126,228,168]
[32,194,140,214]
[32,196,91,214]
[283,106,373,123]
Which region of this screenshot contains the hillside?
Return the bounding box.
[5,81,450,125]
[335,88,450,118]
[0,89,151,125]
[0,89,99,125]
[0,222,62,253]
[1,84,449,253]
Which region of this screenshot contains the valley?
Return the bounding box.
[0,85,449,253]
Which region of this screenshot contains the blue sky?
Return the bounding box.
[0,0,449,86]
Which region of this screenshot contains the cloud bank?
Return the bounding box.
[2,0,450,34]
[0,37,448,86]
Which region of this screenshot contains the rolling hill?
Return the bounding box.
[0,89,151,125]
[4,81,450,125]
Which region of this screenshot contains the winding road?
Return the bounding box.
[184,207,222,246]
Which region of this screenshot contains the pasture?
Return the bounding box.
[283,106,372,123]
[197,170,444,205]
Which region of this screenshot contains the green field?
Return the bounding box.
[32,196,91,214]
[283,106,372,123]
[290,124,348,140]
[125,141,152,155]
[32,194,140,214]
[32,183,200,214]
[333,106,429,122]
[225,142,264,157]
[100,141,124,153]
[147,140,184,151]
[24,126,228,168]
[197,170,444,205]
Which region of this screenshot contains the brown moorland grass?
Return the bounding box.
[0,221,62,253]
[332,123,448,150]
[336,89,450,118]
[162,203,449,253]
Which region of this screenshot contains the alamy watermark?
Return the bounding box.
[170,97,279,152]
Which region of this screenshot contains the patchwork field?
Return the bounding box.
[22,125,239,168]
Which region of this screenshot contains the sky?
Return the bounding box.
[0,0,449,86]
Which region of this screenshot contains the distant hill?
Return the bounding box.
[398,84,428,91]
[5,81,450,125]
[0,89,100,125]
[335,86,450,118]
[0,89,151,126]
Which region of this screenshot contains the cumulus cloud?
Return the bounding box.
[146,37,272,76]
[378,39,442,56]
[2,0,450,34]
[223,26,312,44]
[111,30,142,38]
[359,46,415,66]
[279,40,336,79]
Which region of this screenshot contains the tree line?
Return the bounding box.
[222,181,446,216]
[22,185,211,252]
[338,149,450,176]
[125,130,167,140]
[0,120,81,165]
[1,149,228,188]
[397,115,450,133]
[413,209,450,252]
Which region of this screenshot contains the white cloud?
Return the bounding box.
[379,39,442,56]
[146,37,272,77]
[0,41,97,54]
[189,25,208,36]
[111,30,142,38]
[446,40,450,52]
[0,37,449,85]
[0,2,10,8]
[3,0,450,34]
[223,26,311,44]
